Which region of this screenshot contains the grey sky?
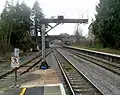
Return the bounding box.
[0,0,99,36]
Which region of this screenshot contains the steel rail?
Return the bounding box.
[57,49,104,95]
[53,50,75,95]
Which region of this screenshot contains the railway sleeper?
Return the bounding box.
[75,91,100,95]
[74,87,95,92]
[72,85,91,89]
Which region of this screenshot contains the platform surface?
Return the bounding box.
[2,69,66,95]
[20,69,61,87]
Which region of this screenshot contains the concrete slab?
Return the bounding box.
[44,86,61,95]
[32,70,44,74]
[1,88,22,95]
[24,87,44,95]
[43,69,61,85]
[37,80,45,86]
[21,79,40,88]
[44,84,66,95]
[20,69,61,88]
[45,80,60,84]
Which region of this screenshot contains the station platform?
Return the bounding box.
[2,69,66,95]
[20,69,61,87]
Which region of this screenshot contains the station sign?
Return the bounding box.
[14,48,20,56]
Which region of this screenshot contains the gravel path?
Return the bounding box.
[58,48,120,95]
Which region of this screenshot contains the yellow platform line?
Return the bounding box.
[20,88,26,95]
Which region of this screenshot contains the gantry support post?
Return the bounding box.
[40,24,49,69]
[42,24,45,62]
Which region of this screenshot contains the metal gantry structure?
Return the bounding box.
[40,16,88,68]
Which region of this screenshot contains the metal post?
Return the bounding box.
[14,68,17,86]
[42,24,45,62]
[40,24,49,69]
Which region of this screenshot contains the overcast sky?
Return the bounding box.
[0,0,99,36]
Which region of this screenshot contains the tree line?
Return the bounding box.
[0,0,44,55]
[92,0,120,49]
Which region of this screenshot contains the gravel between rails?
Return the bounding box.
[58,48,120,95]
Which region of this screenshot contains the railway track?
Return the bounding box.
[64,48,120,76]
[0,49,52,93]
[0,49,52,89]
[20,49,52,75]
[0,51,42,80]
[53,49,103,95]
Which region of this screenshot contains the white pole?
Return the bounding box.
[41,24,45,62]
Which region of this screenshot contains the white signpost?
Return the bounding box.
[11,48,20,86]
[11,48,20,68]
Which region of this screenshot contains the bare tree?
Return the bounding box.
[74,24,84,44]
